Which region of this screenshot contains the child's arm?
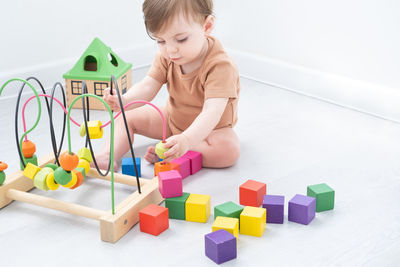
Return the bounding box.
[103,75,163,111]
[163,97,229,161]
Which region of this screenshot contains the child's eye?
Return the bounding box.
[157,40,165,44]
[177,37,188,43]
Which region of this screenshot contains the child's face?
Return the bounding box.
[153,13,212,67]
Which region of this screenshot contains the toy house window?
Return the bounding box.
[94,82,108,97]
[121,75,127,94]
[84,56,97,71]
[71,81,82,95]
[108,53,118,67]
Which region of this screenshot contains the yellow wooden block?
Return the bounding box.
[240,206,266,237]
[212,216,239,240]
[77,159,90,174]
[88,120,103,139]
[185,194,211,223]
[22,162,41,180]
[77,147,93,163]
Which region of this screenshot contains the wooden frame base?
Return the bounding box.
[0,152,164,243]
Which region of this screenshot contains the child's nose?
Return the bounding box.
[166,44,178,54]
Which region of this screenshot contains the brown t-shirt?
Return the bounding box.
[147,36,240,134]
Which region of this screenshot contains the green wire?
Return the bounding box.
[0,78,41,167]
[68,94,115,214]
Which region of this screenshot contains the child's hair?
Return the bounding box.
[143,0,213,39]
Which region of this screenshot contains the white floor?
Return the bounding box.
[1,69,400,267]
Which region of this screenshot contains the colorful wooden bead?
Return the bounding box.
[87,120,103,139]
[59,151,79,171]
[79,123,86,137]
[33,167,53,191]
[22,162,41,180]
[0,161,8,171]
[22,140,36,158]
[53,167,72,185]
[70,169,84,189]
[75,167,86,180]
[77,147,93,163]
[0,171,5,185]
[20,154,38,170]
[77,159,90,174]
[155,141,169,159]
[62,171,77,188]
[45,163,58,171]
[46,172,59,190]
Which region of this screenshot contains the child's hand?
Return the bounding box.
[103,88,127,112]
[163,134,190,162]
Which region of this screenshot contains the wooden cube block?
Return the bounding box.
[165,192,190,220]
[182,150,202,175]
[171,156,191,179]
[185,193,211,223]
[139,204,169,236]
[77,147,93,163]
[154,161,180,176]
[205,229,237,264]
[20,154,38,170]
[214,201,243,221]
[307,183,335,212]
[239,179,266,207]
[240,206,266,237]
[22,162,41,180]
[87,120,103,139]
[212,216,239,239]
[288,194,316,225]
[158,170,182,198]
[262,195,285,223]
[122,157,141,177]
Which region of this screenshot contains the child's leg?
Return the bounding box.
[193,127,240,168]
[92,105,170,171]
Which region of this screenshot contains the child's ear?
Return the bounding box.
[203,15,215,35]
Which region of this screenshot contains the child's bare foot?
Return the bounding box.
[144,146,160,164]
[90,152,119,172]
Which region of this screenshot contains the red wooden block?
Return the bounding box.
[239,179,267,207]
[139,204,169,236]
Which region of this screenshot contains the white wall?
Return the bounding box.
[1,0,399,120]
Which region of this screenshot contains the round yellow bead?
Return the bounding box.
[79,123,86,137]
[155,141,169,159]
[46,172,59,190]
[62,171,77,188]
[77,159,90,174]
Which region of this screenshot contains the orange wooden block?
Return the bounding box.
[22,140,36,158]
[139,204,169,236]
[239,179,267,207]
[154,162,180,176]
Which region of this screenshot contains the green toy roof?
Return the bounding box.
[63,37,132,81]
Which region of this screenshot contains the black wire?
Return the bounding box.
[81,81,112,177]
[110,75,141,194]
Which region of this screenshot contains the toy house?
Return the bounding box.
[63,37,132,110]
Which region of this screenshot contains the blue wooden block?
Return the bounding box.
[122,157,141,177]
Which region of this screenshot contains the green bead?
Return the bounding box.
[45,163,58,171]
[214,201,244,220]
[165,192,190,220]
[33,167,53,191]
[0,171,5,185]
[53,167,72,185]
[307,183,335,212]
[155,141,169,159]
[77,147,93,163]
[20,154,38,170]
[75,167,86,180]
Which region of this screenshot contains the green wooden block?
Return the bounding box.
[20,154,38,170]
[307,183,335,212]
[165,192,190,220]
[214,201,244,220]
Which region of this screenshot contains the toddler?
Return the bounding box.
[94,0,240,170]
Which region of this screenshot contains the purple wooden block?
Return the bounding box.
[288,194,316,225]
[158,170,182,198]
[205,229,237,264]
[182,150,202,175]
[262,195,284,224]
[171,157,190,179]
